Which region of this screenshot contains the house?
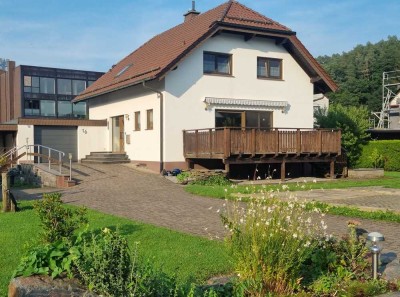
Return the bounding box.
[74,0,340,178]
[0,61,105,161]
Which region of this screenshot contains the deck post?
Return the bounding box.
[318,130,322,155]
[195,130,199,158]
[251,129,256,157]
[225,161,230,178]
[224,128,231,158]
[330,160,335,179]
[182,130,186,156]
[2,172,11,212]
[209,129,213,158]
[275,129,279,154]
[296,129,301,155]
[280,161,286,181]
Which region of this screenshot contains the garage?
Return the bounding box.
[34,126,78,162]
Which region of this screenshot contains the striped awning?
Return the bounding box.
[204,97,288,110]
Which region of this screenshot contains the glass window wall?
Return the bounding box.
[57,79,72,95]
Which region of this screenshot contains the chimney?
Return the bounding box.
[184,1,200,22]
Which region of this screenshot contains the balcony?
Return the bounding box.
[183,127,342,179]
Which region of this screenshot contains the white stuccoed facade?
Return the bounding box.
[86,33,315,170]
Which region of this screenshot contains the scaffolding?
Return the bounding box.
[371,70,400,129]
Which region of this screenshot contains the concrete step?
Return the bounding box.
[81,151,131,164]
[83,156,129,161]
[81,159,131,164]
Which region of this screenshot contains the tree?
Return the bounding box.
[317,36,400,112]
[315,104,370,167]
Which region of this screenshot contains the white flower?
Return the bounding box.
[304,241,311,247]
[102,227,110,234]
[224,188,228,192]
[216,209,220,213]
[293,233,298,238]
[312,179,317,183]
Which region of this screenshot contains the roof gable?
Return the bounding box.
[75,1,336,102]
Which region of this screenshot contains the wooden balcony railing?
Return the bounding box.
[183,127,341,159]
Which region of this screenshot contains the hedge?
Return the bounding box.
[356,140,400,171]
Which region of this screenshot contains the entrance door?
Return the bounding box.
[112,116,125,152]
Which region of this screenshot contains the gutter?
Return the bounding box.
[142,81,164,173]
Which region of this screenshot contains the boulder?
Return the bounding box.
[8,275,98,297]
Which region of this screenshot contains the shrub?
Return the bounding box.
[74,228,131,296]
[33,192,88,243]
[75,228,184,296]
[176,171,191,184]
[221,189,327,296]
[191,175,231,186]
[315,104,370,167]
[357,140,400,171]
[13,240,80,279]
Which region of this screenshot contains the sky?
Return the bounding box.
[0,0,399,72]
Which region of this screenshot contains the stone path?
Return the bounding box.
[13,163,400,255]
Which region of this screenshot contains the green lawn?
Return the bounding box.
[185,171,400,199]
[0,201,232,296]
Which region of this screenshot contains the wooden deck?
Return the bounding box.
[183,127,342,179]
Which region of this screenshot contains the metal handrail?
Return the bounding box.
[0,144,66,174]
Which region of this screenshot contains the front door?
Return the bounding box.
[112,116,125,152]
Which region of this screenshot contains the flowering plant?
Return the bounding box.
[221,186,328,296]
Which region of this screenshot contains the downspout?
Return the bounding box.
[142,81,164,173]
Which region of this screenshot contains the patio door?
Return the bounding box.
[112,116,125,152]
[215,110,273,128]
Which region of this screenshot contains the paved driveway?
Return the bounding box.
[13,163,400,254]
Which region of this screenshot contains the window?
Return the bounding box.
[24,100,40,116]
[257,57,282,79]
[203,52,231,75]
[115,64,133,78]
[215,111,242,128]
[146,109,153,130]
[245,111,273,128]
[57,79,72,95]
[40,77,55,94]
[134,111,141,131]
[73,102,87,118]
[72,80,86,95]
[58,101,73,117]
[23,76,39,93]
[40,100,56,117]
[215,110,273,129]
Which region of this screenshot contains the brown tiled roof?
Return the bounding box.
[74,0,336,102]
[0,124,17,131]
[18,118,107,127]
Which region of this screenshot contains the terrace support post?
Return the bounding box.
[251,129,256,157]
[296,129,301,155]
[318,129,322,155]
[224,161,230,178]
[330,160,335,179]
[195,130,199,158]
[209,129,213,158]
[2,172,11,212]
[224,128,231,159]
[275,129,279,155]
[281,161,286,181]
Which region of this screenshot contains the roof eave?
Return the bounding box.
[73,76,157,103]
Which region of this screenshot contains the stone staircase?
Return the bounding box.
[81,152,130,164]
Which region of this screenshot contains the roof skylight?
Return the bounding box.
[115,63,133,78]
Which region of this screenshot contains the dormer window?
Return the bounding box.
[115,64,133,78]
[203,52,232,75]
[257,57,282,79]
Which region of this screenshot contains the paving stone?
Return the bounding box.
[15,164,400,256]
